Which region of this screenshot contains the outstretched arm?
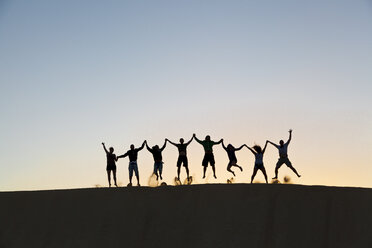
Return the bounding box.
[102,142,108,154]
[193,134,202,144]
[235,144,245,151]
[185,136,194,146]
[262,141,269,154]
[117,152,128,159]
[267,140,279,148]
[166,138,177,146]
[160,139,167,151]
[214,139,223,145]
[244,145,257,155]
[287,129,292,144]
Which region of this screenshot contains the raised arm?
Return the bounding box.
[160,139,167,151]
[221,140,227,151]
[213,139,223,145]
[102,142,108,154]
[185,136,194,146]
[193,134,202,144]
[235,144,245,151]
[137,140,146,151]
[166,138,177,146]
[262,141,269,154]
[145,142,152,152]
[244,145,257,155]
[286,129,292,144]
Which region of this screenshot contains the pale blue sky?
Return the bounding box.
[0,0,371,190]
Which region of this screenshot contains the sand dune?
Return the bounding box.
[1,184,372,248]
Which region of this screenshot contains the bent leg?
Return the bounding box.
[273,159,284,179]
[227,162,235,176]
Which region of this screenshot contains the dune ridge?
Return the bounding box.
[1,184,372,248]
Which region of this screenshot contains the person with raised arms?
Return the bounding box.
[101,142,118,187]
[267,129,301,179]
[117,140,146,186]
[166,136,193,181]
[193,133,223,179]
[245,141,269,184]
[146,139,167,181]
[222,141,245,177]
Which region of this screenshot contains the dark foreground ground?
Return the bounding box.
[1,184,372,248]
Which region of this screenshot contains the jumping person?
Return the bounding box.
[222,141,244,177]
[166,136,193,181]
[102,142,118,187]
[146,140,167,180]
[245,141,269,184]
[267,129,301,179]
[193,133,223,179]
[117,140,146,186]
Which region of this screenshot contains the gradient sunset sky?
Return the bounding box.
[1,0,371,191]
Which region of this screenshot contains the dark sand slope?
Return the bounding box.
[1,184,372,248]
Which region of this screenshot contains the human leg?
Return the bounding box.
[273,159,284,179]
[129,164,134,184]
[112,169,118,187]
[106,170,111,187]
[202,154,208,178]
[285,159,301,177]
[251,167,258,183]
[134,163,140,185]
[227,162,235,176]
[260,166,268,184]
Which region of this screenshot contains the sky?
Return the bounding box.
[0,0,371,191]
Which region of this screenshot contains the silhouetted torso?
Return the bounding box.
[200,140,216,153]
[255,153,263,164]
[106,153,116,167]
[149,149,163,162]
[124,149,140,162]
[277,143,289,158]
[226,149,237,161]
[176,144,187,156]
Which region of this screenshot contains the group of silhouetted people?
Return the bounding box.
[102,130,301,187]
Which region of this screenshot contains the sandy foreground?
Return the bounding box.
[1,184,372,248]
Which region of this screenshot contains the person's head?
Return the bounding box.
[253,145,262,153]
[109,147,114,153]
[227,144,234,151]
[130,144,135,150]
[205,135,211,141]
[279,140,284,146]
[153,145,159,150]
[180,138,184,144]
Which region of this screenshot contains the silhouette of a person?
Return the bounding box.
[146,140,167,180]
[222,141,245,176]
[268,129,301,179]
[117,140,146,186]
[166,136,193,180]
[193,133,223,179]
[245,141,269,184]
[102,142,118,187]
